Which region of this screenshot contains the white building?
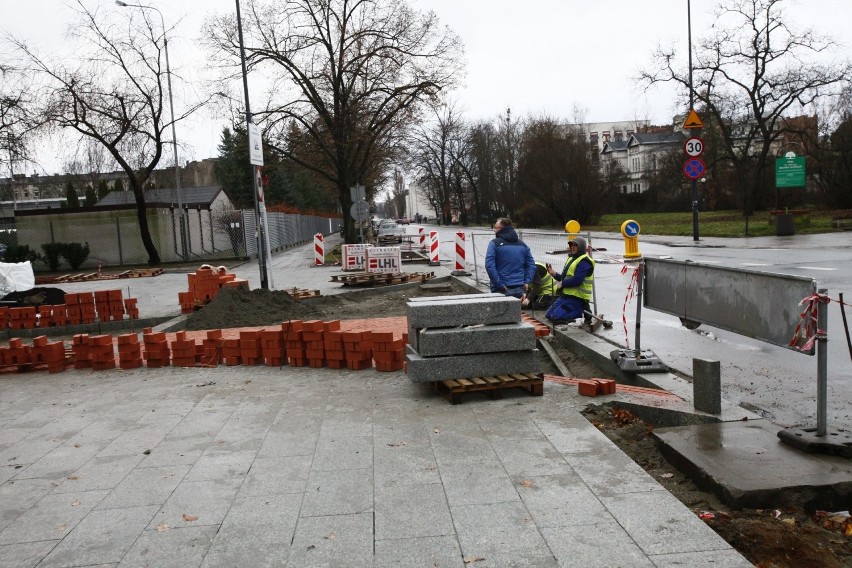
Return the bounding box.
[601,130,686,194]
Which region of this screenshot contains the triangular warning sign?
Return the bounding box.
[682,109,704,129]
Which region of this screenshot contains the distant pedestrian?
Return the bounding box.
[545,236,595,324]
[485,218,535,299]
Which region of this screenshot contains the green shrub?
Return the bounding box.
[41,243,65,271]
[4,244,41,263]
[61,243,90,270]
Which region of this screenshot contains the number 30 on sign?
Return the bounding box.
[684,137,704,157]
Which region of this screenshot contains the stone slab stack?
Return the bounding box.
[405,294,541,383]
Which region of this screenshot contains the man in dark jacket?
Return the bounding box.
[545,236,595,323]
[485,218,536,298]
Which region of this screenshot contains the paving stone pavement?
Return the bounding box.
[0,238,752,567]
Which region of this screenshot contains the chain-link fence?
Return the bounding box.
[10,207,338,271]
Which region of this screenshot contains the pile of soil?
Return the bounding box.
[181,280,476,331]
[583,405,852,567]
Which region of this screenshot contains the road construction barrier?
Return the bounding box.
[429,231,440,265]
[314,233,324,265]
[419,226,427,251]
[455,232,466,271]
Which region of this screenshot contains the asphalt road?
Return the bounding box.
[431,225,852,429]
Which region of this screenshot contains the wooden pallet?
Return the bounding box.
[36,268,163,285]
[282,288,322,300]
[433,373,544,404]
[329,271,435,287]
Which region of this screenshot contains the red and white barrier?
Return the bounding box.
[454,231,466,271]
[314,233,324,266]
[418,226,426,251]
[429,231,440,265]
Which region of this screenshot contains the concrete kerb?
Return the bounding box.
[0,316,174,341]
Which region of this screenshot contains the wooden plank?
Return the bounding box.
[483,376,501,385]
[443,379,460,388]
[456,378,474,387]
[470,377,487,386]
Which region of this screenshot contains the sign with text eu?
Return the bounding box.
[775,156,806,188]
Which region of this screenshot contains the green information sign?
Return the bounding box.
[775,155,806,188]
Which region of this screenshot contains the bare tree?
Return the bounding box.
[9,1,204,265]
[0,61,44,201]
[638,0,851,213]
[517,115,608,225]
[409,104,466,225]
[204,0,463,243]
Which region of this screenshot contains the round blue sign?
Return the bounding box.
[622,220,640,237]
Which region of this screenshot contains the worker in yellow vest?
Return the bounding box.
[544,237,595,324]
[522,261,559,309]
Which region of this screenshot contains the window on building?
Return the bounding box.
[603,131,610,140]
[589,132,598,145]
[622,185,627,194]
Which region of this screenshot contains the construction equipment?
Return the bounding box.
[584,310,613,329]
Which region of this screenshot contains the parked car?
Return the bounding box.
[377,220,406,243]
[396,217,411,225]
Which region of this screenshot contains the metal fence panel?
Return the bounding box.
[643,258,817,352]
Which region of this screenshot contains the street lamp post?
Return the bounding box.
[115,0,187,259]
[688,0,699,242]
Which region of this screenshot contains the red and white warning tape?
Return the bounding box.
[620,264,640,349]
[789,292,829,353]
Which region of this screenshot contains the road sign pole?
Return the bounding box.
[692,178,699,242]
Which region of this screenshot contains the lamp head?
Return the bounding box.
[115,0,128,6]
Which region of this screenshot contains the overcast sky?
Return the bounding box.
[4,0,852,175]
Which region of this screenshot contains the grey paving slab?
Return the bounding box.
[375,535,465,568]
[138,436,210,468]
[221,494,301,530]
[257,429,320,459]
[238,455,313,497]
[0,540,59,568]
[0,489,109,545]
[564,445,667,497]
[430,431,499,466]
[405,346,541,383]
[287,512,373,568]
[14,442,104,481]
[311,435,373,471]
[600,490,735,556]
[37,505,158,568]
[542,522,655,568]
[373,439,441,487]
[439,459,519,507]
[0,477,56,532]
[117,524,219,568]
[201,524,292,568]
[649,549,754,568]
[452,501,559,567]
[491,438,574,477]
[374,481,454,540]
[183,448,257,482]
[300,468,373,517]
[96,465,191,510]
[513,473,612,529]
[51,453,145,494]
[145,478,242,530]
[415,322,536,357]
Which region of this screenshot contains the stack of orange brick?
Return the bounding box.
[576,378,617,397]
[9,307,36,330]
[301,320,325,368]
[202,330,223,365]
[343,330,373,370]
[170,331,197,367]
[143,330,171,368]
[372,332,405,372]
[0,307,9,329]
[222,338,241,365]
[88,335,115,370]
[324,329,345,369]
[1,338,31,366]
[94,290,127,322]
[260,329,285,366]
[521,314,552,337]
[284,321,306,367]
[179,266,248,313]
[116,333,143,369]
[72,334,91,369]
[30,336,67,373]
[239,331,263,366]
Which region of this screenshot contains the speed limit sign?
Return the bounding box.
[684,137,704,157]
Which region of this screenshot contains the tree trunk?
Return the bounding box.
[128,179,160,265]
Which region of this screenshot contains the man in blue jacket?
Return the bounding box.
[485,218,536,299]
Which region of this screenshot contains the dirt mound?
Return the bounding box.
[181,280,473,330]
